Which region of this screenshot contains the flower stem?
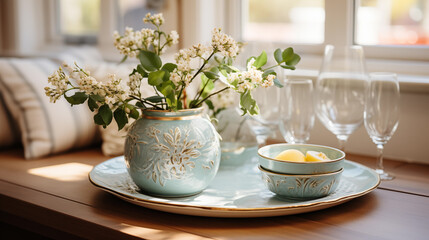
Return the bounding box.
[194,87,229,107]
[192,78,212,106]
[188,50,216,85]
[183,89,187,109]
[130,95,163,110]
[262,64,281,71]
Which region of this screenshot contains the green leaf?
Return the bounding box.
[220,69,228,77]
[138,50,162,71]
[203,71,219,79]
[114,108,128,130]
[200,74,215,96]
[89,94,104,102]
[189,100,199,108]
[205,99,214,110]
[253,51,267,69]
[129,108,140,119]
[93,113,105,127]
[145,95,164,103]
[246,56,256,67]
[156,80,175,96]
[87,97,98,112]
[209,67,219,74]
[119,55,128,64]
[98,104,113,126]
[148,70,165,86]
[262,69,276,78]
[161,63,177,72]
[280,65,296,70]
[240,91,259,115]
[136,64,148,77]
[65,92,88,105]
[274,48,283,64]
[156,81,176,110]
[162,69,170,82]
[282,48,294,62]
[136,101,145,109]
[286,53,301,66]
[224,65,239,73]
[274,78,284,88]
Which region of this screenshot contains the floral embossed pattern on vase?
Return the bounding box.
[124,108,220,197]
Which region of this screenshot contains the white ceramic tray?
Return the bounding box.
[89,157,380,218]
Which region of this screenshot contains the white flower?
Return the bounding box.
[169,68,192,87]
[113,27,155,58]
[44,66,72,102]
[128,72,143,96]
[225,58,274,93]
[167,30,179,45]
[211,28,239,58]
[143,13,164,26]
[262,74,275,88]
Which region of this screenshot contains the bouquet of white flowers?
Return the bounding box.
[45,13,300,130]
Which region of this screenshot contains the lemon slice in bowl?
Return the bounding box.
[274,149,306,162]
[306,151,330,162]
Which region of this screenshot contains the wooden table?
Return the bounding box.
[1,148,428,240]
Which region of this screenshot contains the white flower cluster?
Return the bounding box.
[113,13,179,57]
[166,30,179,46]
[171,44,212,86]
[76,71,128,108]
[45,63,129,109]
[212,28,239,58]
[45,66,70,103]
[226,59,275,93]
[143,12,164,26]
[128,72,143,96]
[113,27,155,58]
[103,74,129,107]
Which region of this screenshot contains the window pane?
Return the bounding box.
[60,0,100,36]
[356,0,429,45]
[243,0,324,44]
[119,0,165,31]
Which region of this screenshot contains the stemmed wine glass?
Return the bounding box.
[249,85,281,146]
[315,45,369,151]
[364,72,400,180]
[245,42,282,146]
[279,79,315,143]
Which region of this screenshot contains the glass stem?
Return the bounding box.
[376,144,385,171]
[337,135,349,152]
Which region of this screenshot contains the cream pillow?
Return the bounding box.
[0,58,99,159]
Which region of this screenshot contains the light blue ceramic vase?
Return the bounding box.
[124,108,221,197]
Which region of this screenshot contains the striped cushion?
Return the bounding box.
[0,92,20,148]
[0,58,99,159]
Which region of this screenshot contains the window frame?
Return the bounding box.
[229,0,429,91]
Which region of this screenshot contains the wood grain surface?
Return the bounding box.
[1,148,428,239]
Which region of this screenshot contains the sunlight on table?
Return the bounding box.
[28,163,93,181]
[120,223,204,240]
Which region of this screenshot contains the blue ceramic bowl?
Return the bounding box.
[258,143,345,174]
[259,165,343,199]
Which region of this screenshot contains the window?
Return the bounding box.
[356,0,429,45]
[243,0,325,44]
[119,0,165,32]
[235,0,429,73]
[59,0,100,44]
